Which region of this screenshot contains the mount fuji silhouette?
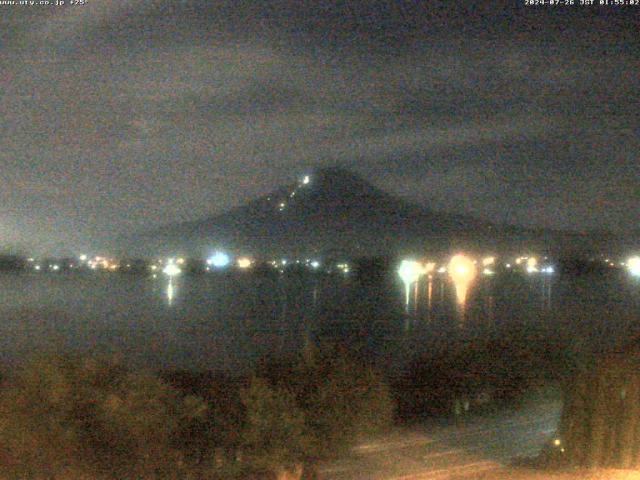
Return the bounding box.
[125,167,611,258]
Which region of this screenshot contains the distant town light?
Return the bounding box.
[207,251,231,268]
[337,263,350,274]
[310,260,320,269]
[628,256,640,277]
[482,268,495,276]
[163,263,181,277]
[176,257,185,265]
[79,254,88,261]
[51,264,60,271]
[423,262,436,274]
[34,265,41,271]
[302,175,310,185]
[237,257,253,269]
[482,256,495,267]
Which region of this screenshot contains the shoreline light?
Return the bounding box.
[163,263,181,277]
[237,257,253,269]
[448,254,477,309]
[398,260,424,309]
[207,251,231,269]
[423,262,436,275]
[482,256,495,267]
[628,256,640,277]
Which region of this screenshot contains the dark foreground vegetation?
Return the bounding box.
[0,346,394,480]
[0,316,617,479]
[558,340,640,470]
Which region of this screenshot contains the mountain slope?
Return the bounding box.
[124,167,574,258]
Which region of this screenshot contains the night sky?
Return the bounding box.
[1,1,637,254]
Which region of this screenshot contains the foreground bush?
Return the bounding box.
[237,377,309,479]
[0,354,207,479]
[0,348,395,479]
[256,345,396,460]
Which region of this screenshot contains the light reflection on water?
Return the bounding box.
[166,279,176,306]
[0,271,638,372]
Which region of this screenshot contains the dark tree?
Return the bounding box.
[560,342,640,469]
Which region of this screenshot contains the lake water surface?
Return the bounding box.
[0,271,638,372]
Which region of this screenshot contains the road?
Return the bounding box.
[319,399,562,480]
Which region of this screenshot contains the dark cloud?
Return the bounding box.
[0,1,637,253]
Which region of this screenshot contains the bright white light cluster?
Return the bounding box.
[163,262,181,277]
[398,260,423,287]
[207,251,231,268]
